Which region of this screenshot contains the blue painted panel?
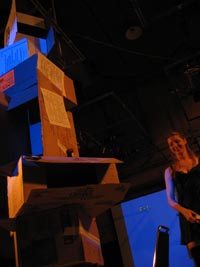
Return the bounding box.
[29,122,43,155]
[0,38,29,76]
[122,190,193,267]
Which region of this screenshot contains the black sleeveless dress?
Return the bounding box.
[173,163,200,245]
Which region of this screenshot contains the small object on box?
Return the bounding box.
[195,215,200,224]
[66,148,74,157]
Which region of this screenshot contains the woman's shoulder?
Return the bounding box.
[164,165,173,176]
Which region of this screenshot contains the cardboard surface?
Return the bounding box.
[15,33,47,56]
[37,70,79,157]
[23,155,123,164]
[0,154,127,266]
[15,207,104,266]
[2,53,78,157]
[23,183,130,218]
[2,52,77,108]
[23,155,122,184]
[0,156,129,221]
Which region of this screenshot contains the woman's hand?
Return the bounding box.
[182,208,200,224]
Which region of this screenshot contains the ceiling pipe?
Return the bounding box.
[128,0,146,28]
[29,0,86,64]
[150,0,197,23]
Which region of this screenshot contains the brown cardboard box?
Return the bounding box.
[14,33,47,57]
[37,69,78,157]
[0,156,130,266]
[2,52,78,157]
[23,155,122,187]
[0,157,130,267]
[1,52,77,109]
[0,156,127,220]
[15,207,104,267]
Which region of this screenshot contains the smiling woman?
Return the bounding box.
[164,131,200,266]
[167,132,198,172]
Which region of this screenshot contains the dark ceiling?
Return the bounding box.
[2,0,200,200]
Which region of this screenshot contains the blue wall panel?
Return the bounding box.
[122,190,193,267]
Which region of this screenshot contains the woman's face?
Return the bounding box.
[167,134,187,155]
